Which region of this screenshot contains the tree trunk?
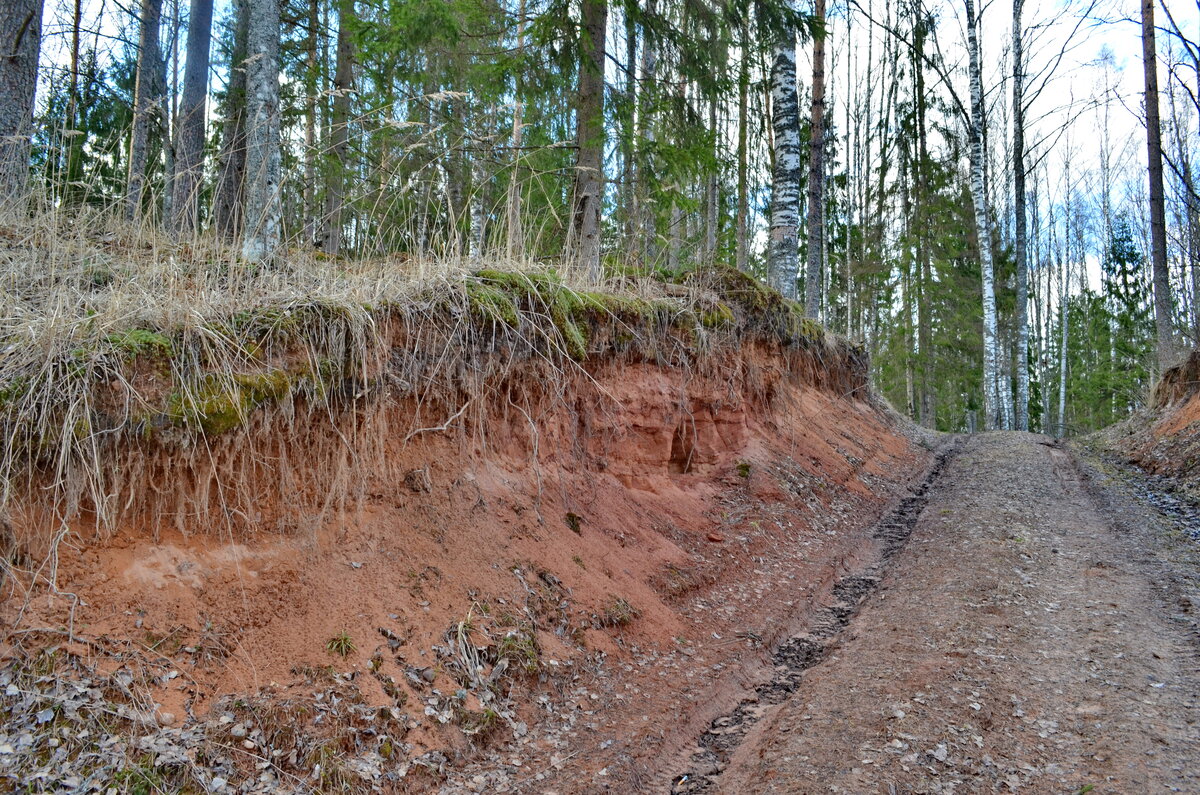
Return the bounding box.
[505,0,526,259]
[62,0,83,204]
[965,0,1009,430]
[240,0,281,262]
[1142,0,1173,372]
[212,0,249,238]
[1012,0,1030,430]
[638,0,657,263]
[322,0,353,257]
[767,20,800,300]
[570,0,606,280]
[169,0,212,234]
[126,0,165,221]
[0,0,44,208]
[620,1,636,244]
[805,0,826,318]
[704,97,718,261]
[301,0,319,245]
[735,23,749,272]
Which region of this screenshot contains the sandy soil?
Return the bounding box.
[695,433,1199,794]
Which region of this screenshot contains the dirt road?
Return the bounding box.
[676,433,1199,794]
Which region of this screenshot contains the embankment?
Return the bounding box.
[0,266,928,790]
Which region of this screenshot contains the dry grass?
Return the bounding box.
[0,205,861,582]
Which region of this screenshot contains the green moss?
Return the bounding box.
[168,369,295,435]
[105,328,174,359]
[700,302,736,329]
[560,318,589,360]
[0,375,30,409]
[465,282,520,326]
[234,369,293,403]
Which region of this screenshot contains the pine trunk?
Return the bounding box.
[126,0,165,221]
[570,0,606,280]
[169,0,213,235]
[240,0,281,262]
[0,0,43,208]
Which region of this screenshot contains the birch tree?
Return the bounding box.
[0,0,43,208]
[241,0,281,262]
[768,8,800,299]
[964,0,1011,429]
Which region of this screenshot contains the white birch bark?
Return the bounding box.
[767,20,800,300]
[965,0,1009,429]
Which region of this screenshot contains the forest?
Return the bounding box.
[0,0,1196,435]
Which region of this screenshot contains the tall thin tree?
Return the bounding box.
[212,0,249,238]
[805,0,826,317]
[126,0,165,221]
[1012,0,1029,429]
[767,8,801,299]
[965,0,1011,429]
[168,0,213,234]
[322,0,354,257]
[1141,0,1173,372]
[570,0,607,280]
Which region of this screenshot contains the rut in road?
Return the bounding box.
[695,433,1200,795]
[670,438,962,793]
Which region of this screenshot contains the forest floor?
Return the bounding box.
[644,432,1200,795]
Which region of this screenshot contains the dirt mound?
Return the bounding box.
[0,273,926,791]
[1094,348,1200,492]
